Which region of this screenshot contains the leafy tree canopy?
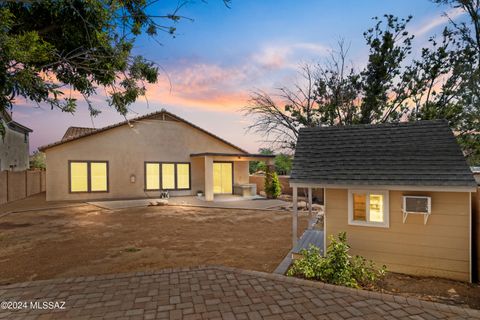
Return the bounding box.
[244,1,480,164]
[0,0,229,131]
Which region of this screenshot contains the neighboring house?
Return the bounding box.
[39,110,273,202]
[0,109,32,171]
[290,120,477,282]
[472,167,480,185]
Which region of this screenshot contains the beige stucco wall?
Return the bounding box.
[45,118,247,201]
[0,119,30,171]
[325,188,471,282]
[233,161,249,185]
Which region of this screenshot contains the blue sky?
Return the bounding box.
[13,0,465,153]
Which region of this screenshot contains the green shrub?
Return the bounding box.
[264,166,281,199]
[287,232,386,288]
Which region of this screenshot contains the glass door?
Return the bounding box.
[213,162,233,194]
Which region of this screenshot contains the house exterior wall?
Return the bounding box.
[473,187,480,282]
[325,188,471,282]
[0,118,30,171]
[233,161,249,185]
[45,118,246,201]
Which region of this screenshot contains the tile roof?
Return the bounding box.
[62,127,97,141]
[290,120,477,188]
[39,110,248,154]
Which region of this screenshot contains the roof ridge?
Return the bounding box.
[300,119,448,132]
[67,126,96,129]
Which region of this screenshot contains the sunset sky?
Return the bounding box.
[13,0,467,153]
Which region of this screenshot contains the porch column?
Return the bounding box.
[292,185,298,247]
[308,187,312,216]
[204,156,214,201]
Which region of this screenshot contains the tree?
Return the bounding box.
[407,0,480,164]
[359,15,414,123]
[244,6,480,164]
[0,0,230,135]
[244,16,414,152]
[314,40,362,126]
[248,148,292,175]
[274,153,292,175]
[30,150,46,169]
[264,165,281,199]
[244,64,321,151]
[249,148,273,174]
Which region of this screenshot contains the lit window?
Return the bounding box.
[162,163,175,189]
[145,163,160,190]
[69,161,108,193]
[70,162,88,192]
[348,190,388,227]
[369,194,384,222]
[353,194,366,221]
[145,162,191,191]
[90,162,107,192]
[176,163,190,189]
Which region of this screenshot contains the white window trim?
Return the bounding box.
[348,189,389,228]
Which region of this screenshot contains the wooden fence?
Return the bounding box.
[249,174,324,203]
[0,170,46,205]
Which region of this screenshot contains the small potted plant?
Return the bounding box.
[196,190,204,197]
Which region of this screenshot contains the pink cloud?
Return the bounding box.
[144,63,255,111]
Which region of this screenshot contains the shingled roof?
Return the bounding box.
[290,120,477,188]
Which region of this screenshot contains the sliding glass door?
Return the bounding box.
[213,162,233,194]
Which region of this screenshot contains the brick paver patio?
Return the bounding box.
[0,266,478,319]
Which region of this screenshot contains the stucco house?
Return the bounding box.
[290,120,478,282]
[39,110,272,202]
[0,109,33,171]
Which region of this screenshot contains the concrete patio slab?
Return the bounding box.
[0,266,477,319]
[88,196,288,210]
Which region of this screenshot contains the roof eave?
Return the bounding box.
[8,121,33,133]
[289,179,477,192]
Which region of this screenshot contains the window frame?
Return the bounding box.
[68,160,109,193]
[143,161,191,191]
[348,189,389,228]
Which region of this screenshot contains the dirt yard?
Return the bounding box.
[376,272,480,310]
[0,199,308,285]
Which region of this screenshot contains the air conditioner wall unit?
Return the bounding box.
[402,196,431,224]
